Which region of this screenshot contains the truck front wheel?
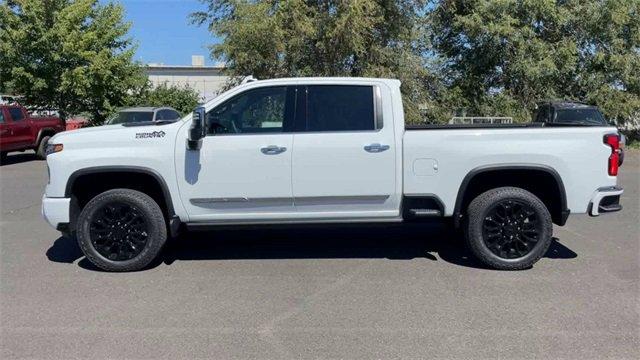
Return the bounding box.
[465,187,553,270]
[76,189,167,272]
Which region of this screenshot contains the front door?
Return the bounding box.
[0,108,25,152]
[177,86,296,222]
[291,84,399,219]
[7,106,35,149]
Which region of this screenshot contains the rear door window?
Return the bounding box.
[300,85,376,132]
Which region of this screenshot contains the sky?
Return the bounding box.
[107,0,219,66]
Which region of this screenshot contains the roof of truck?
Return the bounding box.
[239,77,402,87]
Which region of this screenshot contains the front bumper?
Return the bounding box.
[41,195,70,229]
[588,186,623,216]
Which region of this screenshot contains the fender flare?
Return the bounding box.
[64,165,176,218]
[452,164,569,227]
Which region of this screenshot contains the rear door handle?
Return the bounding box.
[260,145,287,155]
[364,143,390,153]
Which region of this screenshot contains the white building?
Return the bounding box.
[144,56,229,102]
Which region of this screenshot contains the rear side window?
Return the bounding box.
[303,85,375,132]
[9,107,24,121]
[0,110,5,123]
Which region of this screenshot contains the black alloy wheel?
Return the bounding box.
[76,188,167,272]
[482,199,541,259]
[464,187,553,270]
[89,202,149,261]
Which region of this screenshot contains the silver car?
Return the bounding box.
[108,107,182,125]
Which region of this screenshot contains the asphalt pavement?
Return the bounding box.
[1,151,638,359]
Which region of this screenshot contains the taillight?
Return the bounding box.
[603,134,620,176]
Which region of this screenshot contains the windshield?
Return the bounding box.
[109,111,154,124]
[553,108,606,125]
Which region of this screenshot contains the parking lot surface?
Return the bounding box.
[1,151,638,359]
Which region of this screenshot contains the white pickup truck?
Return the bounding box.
[42,78,624,271]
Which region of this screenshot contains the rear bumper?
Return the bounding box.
[588,186,623,216]
[41,195,70,229]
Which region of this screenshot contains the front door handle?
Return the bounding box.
[364,143,390,153]
[260,145,287,155]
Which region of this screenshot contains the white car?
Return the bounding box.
[42,77,624,271]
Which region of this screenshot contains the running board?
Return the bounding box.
[409,209,442,217]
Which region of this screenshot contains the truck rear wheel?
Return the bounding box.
[465,187,553,270]
[36,135,51,160]
[76,189,167,272]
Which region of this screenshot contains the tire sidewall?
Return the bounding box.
[467,187,553,269]
[76,189,167,271]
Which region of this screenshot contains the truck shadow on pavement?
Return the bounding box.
[0,153,39,166]
[46,222,578,271]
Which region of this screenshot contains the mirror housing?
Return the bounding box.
[187,106,206,150]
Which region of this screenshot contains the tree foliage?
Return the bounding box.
[429,0,640,122]
[0,0,145,123]
[194,0,640,125]
[127,83,202,117]
[192,0,434,123]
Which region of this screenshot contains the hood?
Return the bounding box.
[49,121,183,146]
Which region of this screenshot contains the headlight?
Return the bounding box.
[45,143,64,156]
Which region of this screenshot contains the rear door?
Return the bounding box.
[291,84,399,219]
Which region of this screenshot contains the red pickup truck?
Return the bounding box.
[0,104,65,160]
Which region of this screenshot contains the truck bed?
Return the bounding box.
[402,125,618,216]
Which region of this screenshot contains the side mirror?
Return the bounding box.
[187,106,205,150]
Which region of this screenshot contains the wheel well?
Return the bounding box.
[67,171,173,224]
[455,168,567,225]
[37,129,56,144]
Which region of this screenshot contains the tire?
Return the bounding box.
[36,135,51,159]
[76,189,167,272]
[0,152,7,163]
[465,187,553,270]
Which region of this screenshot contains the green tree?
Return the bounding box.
[127,83,202,116]
[192,0,434,123]
[429,0,640,123]
[0,0,145,123]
